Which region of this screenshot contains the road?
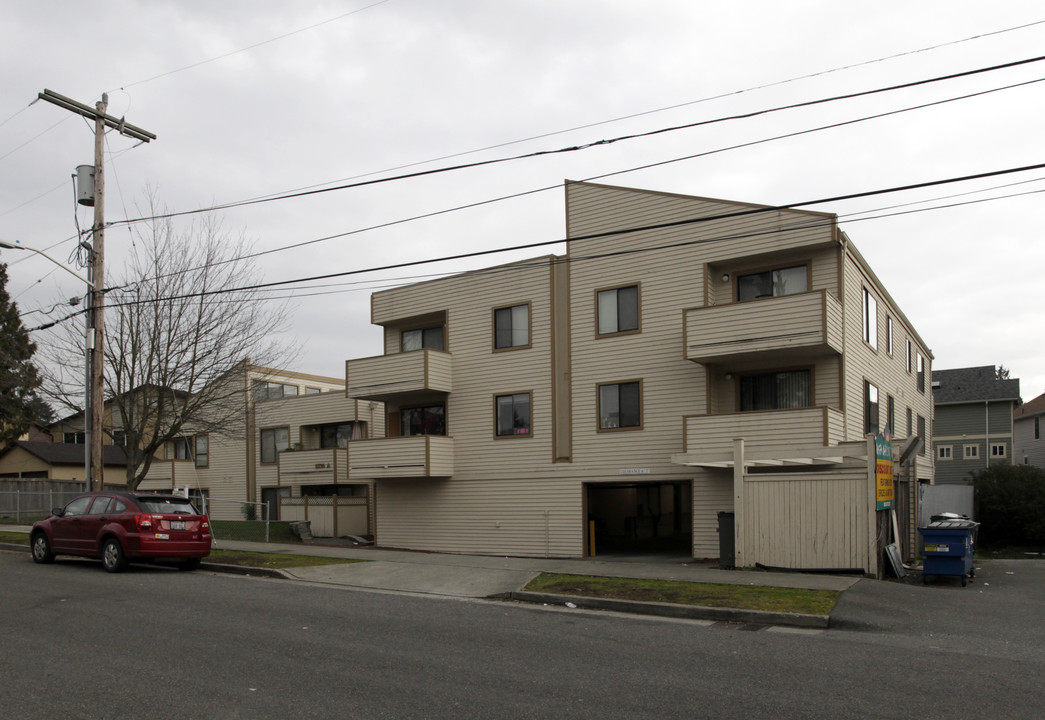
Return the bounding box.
[1,552,1042,719]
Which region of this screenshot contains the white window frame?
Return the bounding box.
[862,287,878,349]
[991,444,1006,458]
[964,444,980,459]
[938,445,952,460]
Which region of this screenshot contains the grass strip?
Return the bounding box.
[524,572,840,615]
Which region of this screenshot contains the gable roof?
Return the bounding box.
[1015,392,1045,420]
[931,366,1021,405]
[1,441,127,467]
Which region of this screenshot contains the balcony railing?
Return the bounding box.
[346,435,454,480]
[685,290,843,364]
[277,448,349,485]
[681,406,846,457]
[346,349,452,402]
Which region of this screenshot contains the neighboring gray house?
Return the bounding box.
[1014,391,1045,469]
[932,366,1021,484]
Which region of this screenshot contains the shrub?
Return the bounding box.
[972,464,1045,547]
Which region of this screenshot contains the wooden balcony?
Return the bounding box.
[685,290,843,364]
[346,349,452,403]
[277,448,348,485]
[678,406,846,458]
[346,435,454,480]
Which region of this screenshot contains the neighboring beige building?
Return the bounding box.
[138,363,346,519]
[345,181,934,573]
[0,441,127,486]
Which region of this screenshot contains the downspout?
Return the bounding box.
[985,400,990,469]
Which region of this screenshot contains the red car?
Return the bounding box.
[30,492,212,573]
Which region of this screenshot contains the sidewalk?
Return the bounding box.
[3,526,860,627]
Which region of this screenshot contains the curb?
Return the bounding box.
[509,591,830,629]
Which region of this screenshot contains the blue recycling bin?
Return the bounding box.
[919,519,979,587]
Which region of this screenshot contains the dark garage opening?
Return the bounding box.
[586,481,692,556]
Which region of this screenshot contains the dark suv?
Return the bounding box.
[31,492,212,573]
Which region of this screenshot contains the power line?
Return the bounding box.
[107,53,1045,229]
[107,17,1045,218]
[103,69,1045,301]
[32,159,1043,331]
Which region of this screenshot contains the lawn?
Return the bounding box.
[524,572,841,615]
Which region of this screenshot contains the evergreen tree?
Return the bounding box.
[0,262,44,442]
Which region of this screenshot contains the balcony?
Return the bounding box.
[346,349,452,403]
[277,448,348,485]
[346,435,454,480]
[678,406,846,459]
[685,290,843,364]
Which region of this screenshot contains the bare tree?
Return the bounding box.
[43,206,293,488]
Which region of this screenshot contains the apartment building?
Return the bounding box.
[344,181,935,571]
[932,366,1021,483]
[139,363,345,519]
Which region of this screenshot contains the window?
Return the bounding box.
[906,407,913,437]
[63,496,91,517]
[494,304,530,350]
[887,395,895,437]
[64,432,86,444]
[739,370,811,412]
[495,393,531,437]
[737,264,807,301]
[598,381,641,430]
[260,427,289,463]
[597,285,639,336]
[195,434,209,468]
[938,445,953,460]
[864,381,879,435]
[317,423,357,449]
[254,381,298,401]
[906,340,912,373]
[401,326,444,351]
[991,444,1006,458]
[917,354,925,392]
[170,436,192,460]
[862,287,878,349]
[886,317,893,355]
[89,496,112,514]
[1035,416,1040,440]
[964,444,980,459]
[304,387,322,395]
[917,415,926,455]
[401,405,446,436]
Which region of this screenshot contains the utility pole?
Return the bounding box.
[37,89,155,490]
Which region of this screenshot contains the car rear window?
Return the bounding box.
[136,497,201,515]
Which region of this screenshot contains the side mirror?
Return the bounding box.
[51,507,64,517]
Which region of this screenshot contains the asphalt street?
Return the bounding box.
[1,551,1042,719]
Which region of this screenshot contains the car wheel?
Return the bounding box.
[31,533,55,564]
[101,538,128,573]
[179,557,202,572]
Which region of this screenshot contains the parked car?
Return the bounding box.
[30,492,212,573]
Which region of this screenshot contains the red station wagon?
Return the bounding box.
[31,492,212,573]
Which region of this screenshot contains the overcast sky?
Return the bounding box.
[2,1,1043,399]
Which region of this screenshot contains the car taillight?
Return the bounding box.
[135,514,154,531]
[201,516,210,531]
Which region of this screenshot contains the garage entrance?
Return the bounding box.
[585,481,692,556]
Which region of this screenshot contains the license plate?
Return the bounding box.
[171,521,185,530]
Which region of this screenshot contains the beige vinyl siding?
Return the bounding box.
[375,477,582,557]
[683,407,846,455]
[840,246,934,481]
[691,470,733,557]
[347,349,452,399]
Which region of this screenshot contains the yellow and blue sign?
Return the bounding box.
[875,435,894,511]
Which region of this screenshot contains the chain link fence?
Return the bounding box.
[0,487,84,524]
